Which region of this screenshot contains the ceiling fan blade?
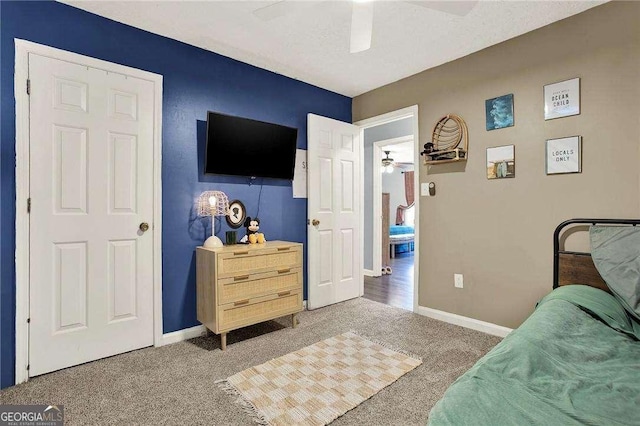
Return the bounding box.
[253,1,318,21]
[350,1,373,53]
[253,1,289,21]
[405,1,478,17]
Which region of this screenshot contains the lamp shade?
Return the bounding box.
[197,191,229,217]
[198,191,229,248]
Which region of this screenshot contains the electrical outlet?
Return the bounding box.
[454,274,464,288]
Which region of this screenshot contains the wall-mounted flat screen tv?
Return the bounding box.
[205,111,298,180]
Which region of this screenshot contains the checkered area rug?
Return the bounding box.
[217,331,422,426]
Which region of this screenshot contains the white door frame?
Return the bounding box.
[355,105,420,313]
[14,39,163,384]
[373,135,415,274]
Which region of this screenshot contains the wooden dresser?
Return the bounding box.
[196,241,303,350]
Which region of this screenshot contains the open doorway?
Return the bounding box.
[369,139,415,310]
[356,107,419,312]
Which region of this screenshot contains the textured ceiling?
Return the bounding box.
[59,1,607,97]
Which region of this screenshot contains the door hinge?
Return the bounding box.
[27,318,31,323]
[26,364,30,371]
[26,79,30,95]
[27,198,31,213]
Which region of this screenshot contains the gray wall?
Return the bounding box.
[363,117,414,271]
[354,1,640,328]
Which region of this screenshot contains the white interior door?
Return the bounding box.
[28,53,155,376]
[307,114,361,309]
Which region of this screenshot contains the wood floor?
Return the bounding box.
[363,252,414,311]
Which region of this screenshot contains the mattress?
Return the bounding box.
[428,285,640,425]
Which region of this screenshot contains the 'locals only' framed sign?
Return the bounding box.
[546,136,582,175]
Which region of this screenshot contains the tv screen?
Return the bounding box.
[205,112,298,180]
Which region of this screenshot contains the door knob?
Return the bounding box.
[311,219,320,226]
[139,222,150,232]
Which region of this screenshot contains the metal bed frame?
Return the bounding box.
[553,218,640,289]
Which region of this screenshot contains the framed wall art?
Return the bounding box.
[544,78,580,120]
[485,93,514,131]
[486,145,515,179]
[546,136,582,175]
[226,199,247,228]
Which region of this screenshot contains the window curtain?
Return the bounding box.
[395,171,415,225]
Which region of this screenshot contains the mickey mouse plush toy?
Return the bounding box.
[240,217,266,244]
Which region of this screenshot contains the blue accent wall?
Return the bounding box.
[0,0,351,388]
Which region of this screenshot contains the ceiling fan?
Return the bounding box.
[381,150,412,173]
[253,1,478,53]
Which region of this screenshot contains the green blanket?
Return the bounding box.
[428,285,640,425]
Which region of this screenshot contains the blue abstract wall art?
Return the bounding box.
[485,93,514,131]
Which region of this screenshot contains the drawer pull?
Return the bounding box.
[234,299,250,306]
[277,291,291,297]
[233,251,249,256]
[277,247,290,252]
[234,275,250,281]
[277,268,291,274]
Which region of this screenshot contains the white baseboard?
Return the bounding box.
[362,269,382,278]
[160,324,208,346]
[417,306,513,338]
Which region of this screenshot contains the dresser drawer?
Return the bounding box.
[217,246,302,278]
[218,291,302,332]
[218,268,302,304]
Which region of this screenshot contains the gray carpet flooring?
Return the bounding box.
[0,297,501,425]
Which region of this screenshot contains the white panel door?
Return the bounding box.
[307,114,361,309]
[29,53,155,376]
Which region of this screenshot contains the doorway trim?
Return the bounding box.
[14,39,164,384]
[372,135,414,276]
[355,105,420,313]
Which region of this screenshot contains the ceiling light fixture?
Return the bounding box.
[381,150,395,174]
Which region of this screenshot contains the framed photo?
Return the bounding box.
[485,93,514,131]
[544,78,580,120]
[486,145,515,179]
[226,199,246,228]
[546,136,582,175]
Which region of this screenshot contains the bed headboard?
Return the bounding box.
[553,218,640,291]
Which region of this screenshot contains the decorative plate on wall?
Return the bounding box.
[226,200,246,228]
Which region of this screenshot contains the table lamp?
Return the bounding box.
[197,190,230,248]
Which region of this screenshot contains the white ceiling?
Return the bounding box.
[59,1,607,97]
